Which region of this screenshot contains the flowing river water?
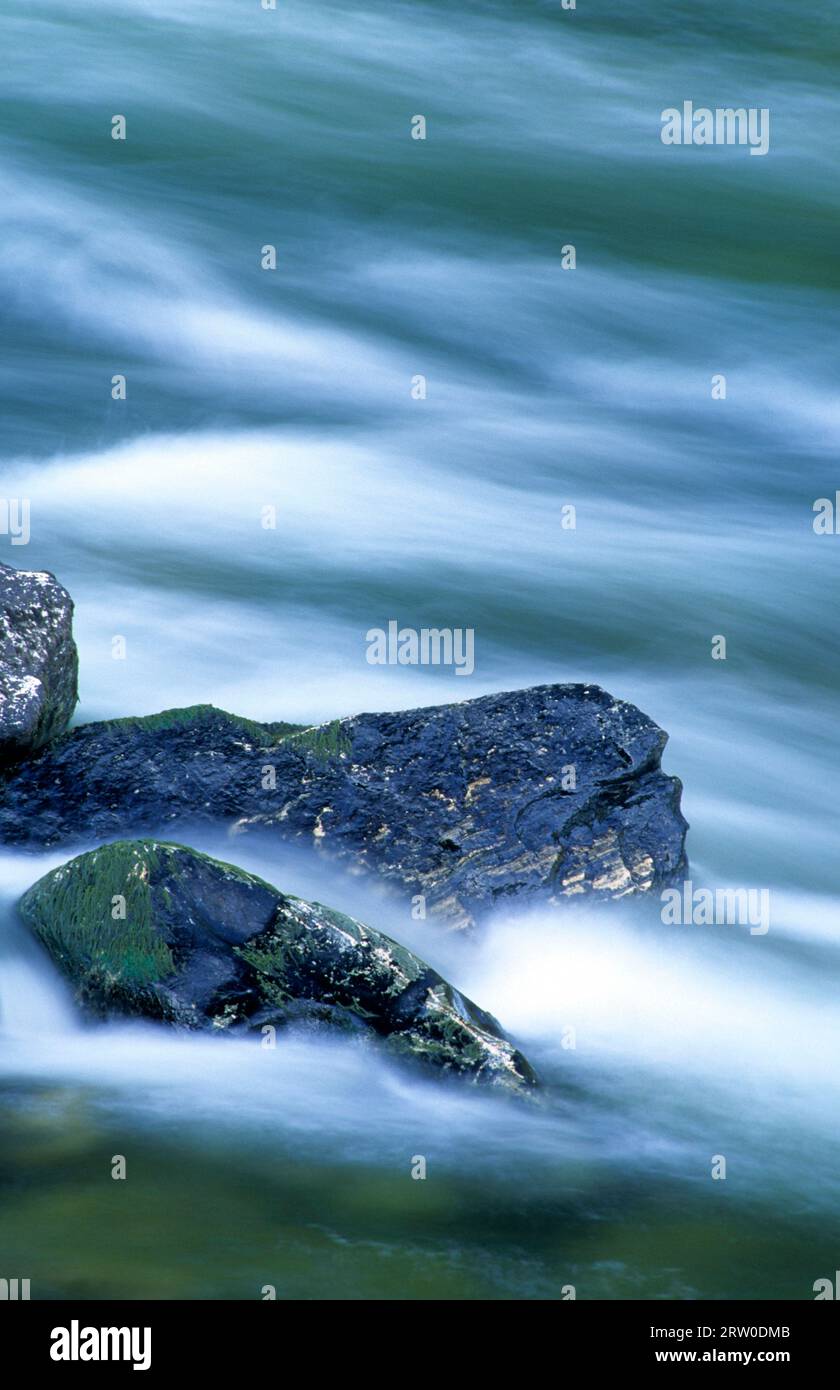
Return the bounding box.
[0,0,838,1299]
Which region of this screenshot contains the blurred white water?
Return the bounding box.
[0,853,78,1036]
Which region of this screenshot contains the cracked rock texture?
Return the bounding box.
[0,561,78,762]
[18,839,537,1095]
[0,684,687,927]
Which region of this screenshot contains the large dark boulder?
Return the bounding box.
[17,840,537,1096]
[0,684,687,927]
[0,561,78,762]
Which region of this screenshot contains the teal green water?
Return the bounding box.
[1,0,839,1299]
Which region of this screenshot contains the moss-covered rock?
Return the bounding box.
[18,840,536,1095]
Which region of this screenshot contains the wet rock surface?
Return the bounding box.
[18,839,537,1095]
[0,684,687,926]
[0,561,78,762]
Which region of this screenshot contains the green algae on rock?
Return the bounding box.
[18,841,176,1018]
[18,840,536,1095]
[96,704,305,743]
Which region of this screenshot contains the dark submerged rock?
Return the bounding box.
[0,684,687,927]
[17,840,537,1095]
[0,561,78,762]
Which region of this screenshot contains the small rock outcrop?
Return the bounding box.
[0,561,78,762]
[0,685,687,926]
[18,840,537,1096]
